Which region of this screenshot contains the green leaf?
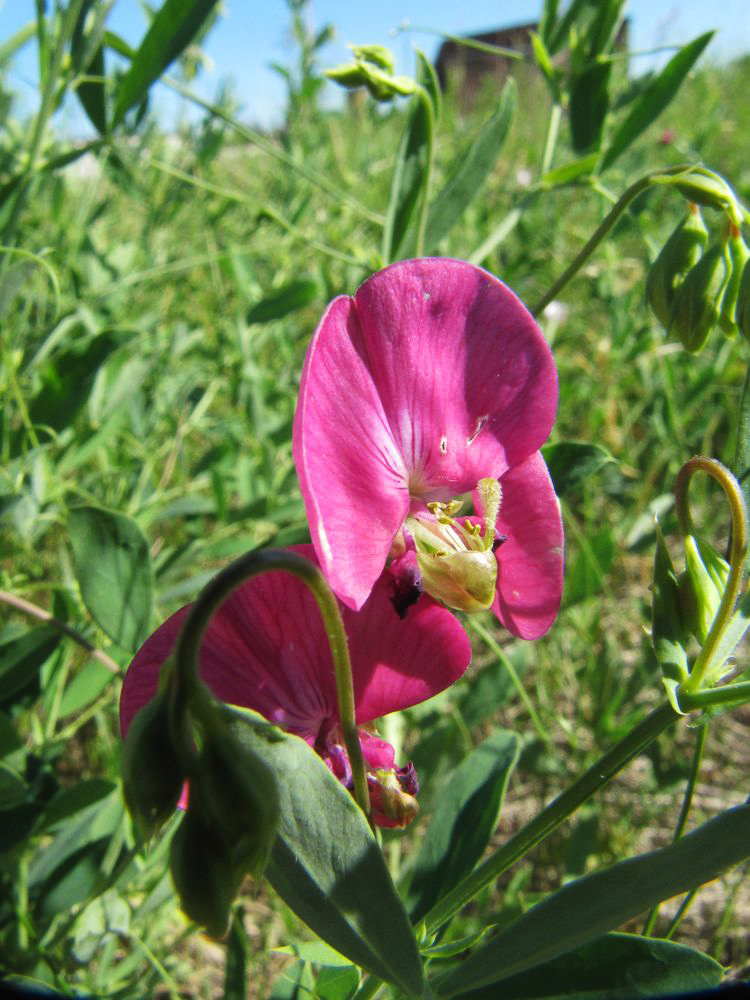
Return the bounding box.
[41,779,116,831]
[224,907,249,1000]
[58,660,116,717]
[315,964,360,1000]
[651,528,689,681]
[68,506,153,652]
[542,441,616,497]
[539,153,599,188]
[569,61,612,153]
[28,330,126,434]
[0,803,43,853]
[112,0,221,127]
[246,278,318,324]
[383,72,432,261]
[449,933,722,999]
[228,713,424,997]
[598,32,714,172]
[435,802,750,996]
[424,79,516,253]
[408,731,519,922]
[0,626,61,705]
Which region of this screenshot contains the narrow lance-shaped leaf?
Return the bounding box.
[112,0,221,127]
[449,933,722,1000]
[408,730,519,923]
[598,32,714,172]
[228,712,425,998]
[435,802,750,996]
[423,79,516,253]
[569,60,612,153]
[382,57,434,262]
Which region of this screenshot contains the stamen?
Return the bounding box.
[476,478,502,548]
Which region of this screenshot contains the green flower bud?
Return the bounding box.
[667,169,737,215]
[735,254,750,344]
[668,239,729,353]
[718,229,750,337]
[122,692,185,839]
[679,534,730,645]
[646,205,708,330]
[350,44,396,74]
[326,44,415,102]
[651,527,689,682]
[193,724,279,878]
[169,803,240,939]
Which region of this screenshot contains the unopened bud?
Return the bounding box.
[122,692,185,839]
[718,229,750,337]
[735,255,750,344]
[193,725,279,878]
[668,240,729,353]
[679,534,730,645]
[666,169,737,215]
[326,45,415,102]
[169,802,240,938]
[647,205,708,330]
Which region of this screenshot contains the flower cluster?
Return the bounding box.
[121,258,563,828]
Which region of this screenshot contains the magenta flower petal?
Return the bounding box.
[294,258,561,621]
[353,259,557,484]
[119,546,470,743]
[344,572,471,722]
[293,296,411,610]
[491,452,564,640]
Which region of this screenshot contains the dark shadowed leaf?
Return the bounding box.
[112,0,221,127]
[569,61,612,153]
[228,711,424,998]
[598,32,713,172]
[542,441,616,497]
[68,506,152,652]
[435,803,750,995]
[0,626,60,704]
[449,933,722,999]
[408,730,519,922]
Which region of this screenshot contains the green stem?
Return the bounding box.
[530,165,714,317]
[413,85,435,258]
[642,723,707,935]
[421,701,679,935]
[468,617,549,744]
[678,680,750,710]
[171,548,371,819]
[675,458,748,693]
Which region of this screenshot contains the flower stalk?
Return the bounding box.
[170,548,371,819]
[675,457,748,694]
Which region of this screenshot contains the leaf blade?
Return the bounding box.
[598,32,714,172]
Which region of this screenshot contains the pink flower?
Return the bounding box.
[293,258,563,639]
[119,546,470,828]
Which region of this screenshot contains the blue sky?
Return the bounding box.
[2,1,749,131]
